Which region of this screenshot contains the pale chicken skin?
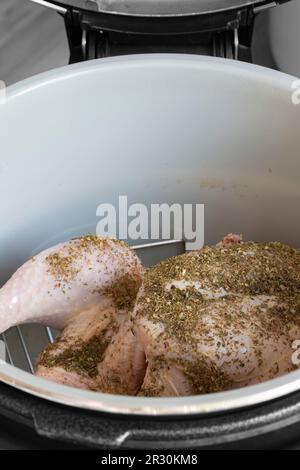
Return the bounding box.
[0,236,143,333]
[133,237,300,396]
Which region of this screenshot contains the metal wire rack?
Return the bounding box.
[0,240,186,374]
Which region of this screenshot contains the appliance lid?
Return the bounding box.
[32,1,291,17]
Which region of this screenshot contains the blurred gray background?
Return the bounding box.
[0,0,277,86]
[0,0,68,85]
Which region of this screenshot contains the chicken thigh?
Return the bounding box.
[36,304,146,394]
[133,238,300,396]
[0,235,145,393]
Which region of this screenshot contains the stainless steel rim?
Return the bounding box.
[1,360,300,416]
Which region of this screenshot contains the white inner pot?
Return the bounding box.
[0,55,299,415]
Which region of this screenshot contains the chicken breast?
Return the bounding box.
[133,237,300,396]
[0,236,143,333]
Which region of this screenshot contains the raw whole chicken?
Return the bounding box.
[2,233,300,397]
[133,235,300,396]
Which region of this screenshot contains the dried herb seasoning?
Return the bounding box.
[45,235,128,285]
[38,328,112,378]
